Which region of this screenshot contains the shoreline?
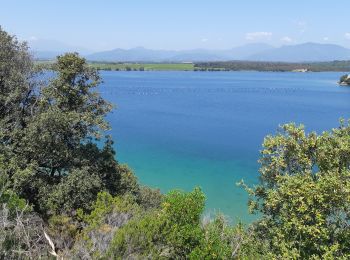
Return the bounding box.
[34,60,350,72]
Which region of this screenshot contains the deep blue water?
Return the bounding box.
[99,71,350,222]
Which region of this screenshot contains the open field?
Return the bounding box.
[89,62,194,71]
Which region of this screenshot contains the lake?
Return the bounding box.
[99,71,350,222]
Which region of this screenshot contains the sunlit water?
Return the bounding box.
[99,71,350,223]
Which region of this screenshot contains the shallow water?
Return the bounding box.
[99,71,350,222]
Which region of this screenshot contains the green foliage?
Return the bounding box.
[110,211,167,259]
[107,188,206,259]
[2,27,350,259]
[0,190,30,218]
[195,61,350,72]
[0,26,34,141]
[137,185,163,210]
[46,167,103,213]
[162,188,205,257]
[189,216,238,259]
[339,74,350,85]
[245,121,350,259]
[72,192,142,258]
[163,187,205,226]
[86,62,194,71]
[48,215,79,251]
[0,27,142,217]
[83,191,142,228]
[106,188,256,259]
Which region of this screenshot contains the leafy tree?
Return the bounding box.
[0,27,36,142]
[0,28,142,216]
[339,74,350,85]
[244,122,350,259]
[9,53,119,215]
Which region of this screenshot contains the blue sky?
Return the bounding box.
[1,0,350,51]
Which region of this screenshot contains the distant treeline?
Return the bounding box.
[194,60,350,72]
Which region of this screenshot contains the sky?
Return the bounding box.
[1,0,350,52]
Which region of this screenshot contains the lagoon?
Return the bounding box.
[99,71,350,222]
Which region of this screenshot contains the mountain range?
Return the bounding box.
[29,39,92,59]
[32,42,350,62]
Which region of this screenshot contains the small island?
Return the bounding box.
[339,74,350,86]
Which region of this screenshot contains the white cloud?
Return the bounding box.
[345,33,350,40]
[201,38,209,42]
[245,32,272,41]
[323,37,329,41]
[280,36,293,43]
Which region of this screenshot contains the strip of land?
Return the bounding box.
[194,60,350,72]
[35,60,350,72]
[89,62,194,71]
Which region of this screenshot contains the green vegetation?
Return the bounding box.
[86,62,193,71]
[35,61,194,71]
[194,60,350,72]
[36,60,350,72]
[87,60,350,72]
[241,122,350,259]
[339,74,350,85]
[2,27,350,259]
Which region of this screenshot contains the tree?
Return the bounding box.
[339,74,350,85]
[0,27,36,140]
[244,121,350,258]
[0,28,143,216]
[0,27,38,192]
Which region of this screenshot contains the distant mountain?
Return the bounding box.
[86,47,229,62]
[31,50,63,60]
[87,43,350,62]
[32,41,350,62]
[225,43,275,60]
[86,47,178,62]
[247,43,350,62]
[29,39,93,60]
[85,44,276,62]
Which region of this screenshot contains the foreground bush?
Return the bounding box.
[106,188,250,259]
[244,121,350,259]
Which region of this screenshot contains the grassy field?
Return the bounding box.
[89,62,194,71]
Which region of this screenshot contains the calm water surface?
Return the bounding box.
[99,71,350,222]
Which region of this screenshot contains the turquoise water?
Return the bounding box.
[99,71,350,222]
